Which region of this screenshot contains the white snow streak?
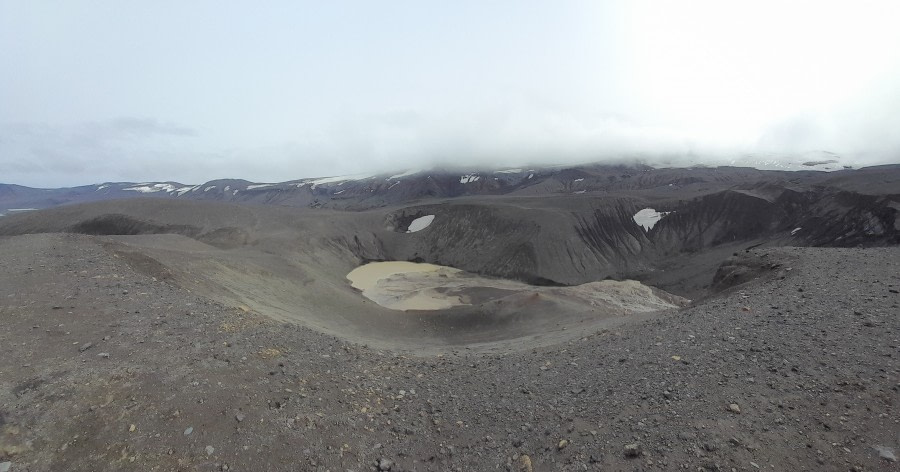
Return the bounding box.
[388,169,421,179]
[124,183,178,193]
[407,215,435,233]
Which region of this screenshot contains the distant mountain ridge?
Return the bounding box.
[2,160,898,215]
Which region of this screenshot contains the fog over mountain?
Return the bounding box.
[2,1,899,187]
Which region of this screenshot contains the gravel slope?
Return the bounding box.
[0,233,898,471]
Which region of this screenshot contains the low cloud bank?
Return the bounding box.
[2,102,898,187]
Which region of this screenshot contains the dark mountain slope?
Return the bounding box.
[6,163,898,214]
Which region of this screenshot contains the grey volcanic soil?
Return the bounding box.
[1,233,898,471]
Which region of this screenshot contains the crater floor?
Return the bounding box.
[347,261,687,314]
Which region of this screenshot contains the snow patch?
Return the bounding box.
[460,174,480,184]
[527,173,534,179]
[387,181,400,190]
[123,185,158,193]
[573,190,586,194]
[95,184,109,191]
[494,168,523,174]
[633,208,671,231]
[123,183,178,193]
[309,176,351,185]
[727,151,846,172]
[175,186,197,196]
[407,215,435,233]
[304,173,375,189]
[246,183,274,190]
[204,186,216,192]
[388,169,421,179]
[574,178,584,182]
[791,227,802,235]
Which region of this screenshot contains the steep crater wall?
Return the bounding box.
[369,188,898,297]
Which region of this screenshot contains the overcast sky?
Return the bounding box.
[2,1,900,187]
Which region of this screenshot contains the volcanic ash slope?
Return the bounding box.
[0,233,897,471]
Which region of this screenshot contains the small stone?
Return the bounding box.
[97,352,110,358]
[377,458,393,471]
[79,342,93,352]
[695,459,720,470]
[624,443,642,458]
[874,445,897,462]
[235,413,245,422]
[128,424,136,432]
[728,403,741,414]
[205,445,215,456]
[516,454,534,472]
[184,427,193,435]
[557,439,569,450]
[0,461,11,472]
[512,438,523,447]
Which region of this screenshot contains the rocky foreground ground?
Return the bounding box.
[0,233,898,471]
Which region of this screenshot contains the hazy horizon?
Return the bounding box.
[3,1,900,187]
[1,150,893,189]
